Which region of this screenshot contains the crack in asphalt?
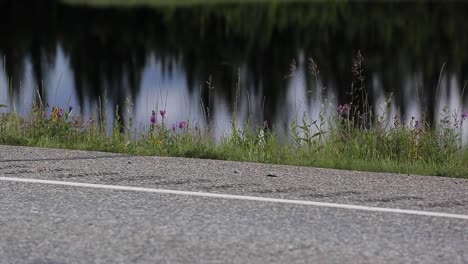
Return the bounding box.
[359,196,425,203]
[422,200,468,208]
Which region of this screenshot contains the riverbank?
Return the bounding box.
[1,104,467,177]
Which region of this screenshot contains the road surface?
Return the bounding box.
[0,145,467,263]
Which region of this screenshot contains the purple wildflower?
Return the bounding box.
[263,120,269,129]
[68,106,73,113]
[150,110,157,125]
[337,104,351,116]
[172,124,176,132]
[414,120,419,128]
[462,111,468,120]
[178,121,186,129]
[159,109,166,119]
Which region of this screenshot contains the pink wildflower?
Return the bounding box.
[337,104,351,116]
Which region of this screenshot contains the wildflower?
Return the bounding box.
[160,110,166,119]
[337,104,351,116]
[172,124,176,132]
[414,120,419,128]
[150,111,157,125]
[263,120,269,129]
[178,121,186,129]
[462,111,468,120]
[68,106,73,113]
[51,107,63,122]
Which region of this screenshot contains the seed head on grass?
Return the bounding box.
[258,129,266,148]
[284,59,297,79]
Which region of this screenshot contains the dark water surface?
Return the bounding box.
[1,1,467,138]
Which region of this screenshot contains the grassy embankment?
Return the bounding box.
[1,95,467,178]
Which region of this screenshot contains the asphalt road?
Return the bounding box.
[1,145,468,263]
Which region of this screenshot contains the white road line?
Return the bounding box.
[1,176,468,220]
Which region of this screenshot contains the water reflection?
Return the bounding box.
[0,0,467,141]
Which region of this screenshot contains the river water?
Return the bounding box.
[0,1,467,140]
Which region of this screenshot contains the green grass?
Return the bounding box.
[0,103,467,178]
